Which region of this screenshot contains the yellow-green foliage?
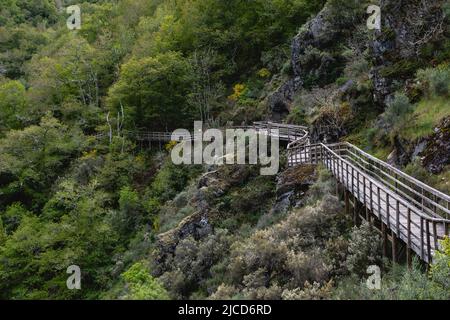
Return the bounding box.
[403,160,450,198]
[165,140,178,151]
[228,83,246,101]
[257,68,271,78]
[401,97,450,140]
[122,262,170,300]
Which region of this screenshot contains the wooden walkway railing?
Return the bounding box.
[93,121,450,263]
[287,142,450,264]
[96,121,309,143]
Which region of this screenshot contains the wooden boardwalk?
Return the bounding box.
[94,121,449,263]
[288,142,450,264]
[120,121,309,143]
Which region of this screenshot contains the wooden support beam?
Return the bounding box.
[392,230,397,264]
[426,221,431,264]
[353,196,358,226]
[366,206,370,225]
[344,190,350,215]
[407,209,412,268]
[382,222,387,258]
[336,181,339,198]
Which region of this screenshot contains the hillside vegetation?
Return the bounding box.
[0,0,449,299]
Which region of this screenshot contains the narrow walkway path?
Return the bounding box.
[288,142,449,264]
[96,121,450,263]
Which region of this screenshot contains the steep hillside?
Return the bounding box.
[0,0,448,300]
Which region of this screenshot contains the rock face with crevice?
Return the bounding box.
[386,117,450,171]
[421,116,450,174]
[267,5,341,119]
[268,0,446,120]
[369,0,446,105]
[153,165,258,271]
[270,164,317,215]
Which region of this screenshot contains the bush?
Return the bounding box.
[282,281,333,300]
[333,253,450,300]
[286,106,307,125]
[157,229,232,299]
[306,165,335,204]
[121,262,170,300]
[345,222,382,277]
[429,237,450,292]
[112,186,145,237]
[1,203,30,234]
[382,93,414,128]
[416,65,450,97]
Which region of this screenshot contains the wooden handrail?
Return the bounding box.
[342,142,450,203]
[288,141,450,263]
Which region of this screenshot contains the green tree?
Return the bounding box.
[0,80,27,131]
[122,262,169,300]
[111,186,145,238]
[107,51,193,130]
[0,114,84,210]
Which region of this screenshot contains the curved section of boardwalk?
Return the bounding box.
[120,121,309,144]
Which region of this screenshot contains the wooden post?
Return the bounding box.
[382,222,387,258]
[377,187,381,219]
[346,163,349,190]
[357,171,360,202]
[353,195,358,226]
[336,181,340,198]
[391,230,397,264]
[386,193,390,228]
[426,220,431,264]
[396,201,400,236]
[407,209,412,268]
[351,167,355,195]
[420,217,424,260]
[433,221,438,252]
[366,206,371,226]
[363,176,366,206]
[345,190,350,215]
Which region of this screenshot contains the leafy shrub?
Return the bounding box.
[334,252,450,300]
[157,229,232,299]
[228,176,275,215]
[257,68,271,78]
[382,93,414,128]
[121,262,169,300]
[282,280,333,300]
[344,222,382,277]
[107,52,194,131]
[286,106,307,125]
[228,84,247,101]
[223,193,348,297]
[147,160,202,203]
[306,165,335,203]
[1,203,30,234]
[0,80,27,131]
[416,65,450,97]
[112,186,145,237]
[429,237,450,292]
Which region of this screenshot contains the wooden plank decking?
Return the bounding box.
[288,142,450,264]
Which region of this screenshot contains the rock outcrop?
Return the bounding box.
[421,116,450,174]
[271,164,317,214]
[370,0,446,104]
[268,0,446,120]
[267,5,342,119]
[154,165,257,268]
